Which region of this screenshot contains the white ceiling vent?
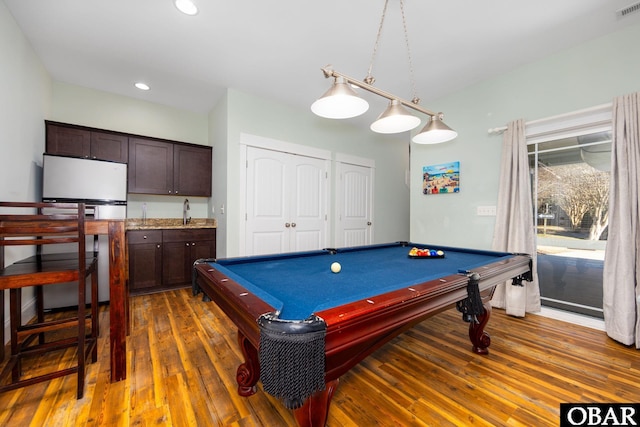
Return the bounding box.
[616,2,640,18]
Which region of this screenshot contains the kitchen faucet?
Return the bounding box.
[183,198,191,225]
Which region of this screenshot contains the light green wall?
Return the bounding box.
[220,88,410,257]
[50,82,209,145]
[410,22,640,250]
[50,82,211,219]
[208,92,229,257]
[0,2,51,209]
[0,2,52,339]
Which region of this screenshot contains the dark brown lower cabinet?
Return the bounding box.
[128,230,163,293]
[162,229,216,287]
[128,228,216,295]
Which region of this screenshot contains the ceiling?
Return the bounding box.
[5,0,640,124]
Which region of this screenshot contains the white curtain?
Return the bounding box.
[491,119,541,316]
[603,92,640,348]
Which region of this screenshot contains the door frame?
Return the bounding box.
[239,133,331,256]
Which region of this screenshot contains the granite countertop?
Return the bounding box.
[126,218,217,230]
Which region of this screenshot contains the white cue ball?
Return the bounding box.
[331,262,341,273]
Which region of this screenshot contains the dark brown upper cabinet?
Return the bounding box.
[128,137,212,196]
[128,138,174,195]
[45,121,212,197]
[90,131,129,163]
[173,144,212,197]
[46,121,128,163]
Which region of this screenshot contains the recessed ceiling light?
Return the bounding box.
[174,0,198,16]
[135,82,150,91]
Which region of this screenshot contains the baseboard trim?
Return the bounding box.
[534,306,605,331]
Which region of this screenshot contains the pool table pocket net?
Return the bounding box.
[258,313,327,409]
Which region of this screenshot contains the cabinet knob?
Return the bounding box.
[143,235,147,239]
[191,242,196,246]
[186,243,190,246]
[157,244,160,248]
[367,221,372,226]
[285,223,290,228]
[291,223,296,228]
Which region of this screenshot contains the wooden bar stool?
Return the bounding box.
[0,202,99,398]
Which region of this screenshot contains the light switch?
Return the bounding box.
[477,206,497,216]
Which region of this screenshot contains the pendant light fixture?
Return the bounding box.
[371,99,421,133]
[311,0,457,144]
[412,113,458,144]
[310,77,369,119]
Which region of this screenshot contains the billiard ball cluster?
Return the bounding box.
[408,247,445,257]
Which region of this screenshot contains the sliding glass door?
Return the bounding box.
[529,131,611,318]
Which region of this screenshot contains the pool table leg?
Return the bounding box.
[293,379,339,427]
[469,300,492,355]
[236,331,260,396]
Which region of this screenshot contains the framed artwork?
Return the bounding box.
[422,161,460,194]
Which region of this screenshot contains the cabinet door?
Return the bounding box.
[163,229,216,287]
[174,144,212,196]
[46,122,91,158]
[162,229,193,287]
[128,231,163,292]
[162,240,190,287]
[128,138,174,194]
[91,131,128,163]
[189,237,216,262]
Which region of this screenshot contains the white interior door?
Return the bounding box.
[245,148,288,255]
[290,157,327,252]
[336,161,374,247]
[246,146,328,255]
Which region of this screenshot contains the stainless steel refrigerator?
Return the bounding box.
[42,154,127,308]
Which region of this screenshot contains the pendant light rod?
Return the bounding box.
[320,65,437,119]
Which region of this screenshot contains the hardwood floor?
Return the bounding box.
[0,288,638,426]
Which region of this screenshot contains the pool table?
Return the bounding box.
[192,242,531,427]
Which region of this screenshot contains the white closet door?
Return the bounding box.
[246,146,327,255]
[245,148,289,255]
[290,157,327,252]
[336,162,373,247]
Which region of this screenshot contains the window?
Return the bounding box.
[527,106,611,319]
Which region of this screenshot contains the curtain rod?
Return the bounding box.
[487,102,612,135]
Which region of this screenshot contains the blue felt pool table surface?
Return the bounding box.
[206,243,516,320]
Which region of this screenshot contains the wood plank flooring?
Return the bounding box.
[0,288,638,426]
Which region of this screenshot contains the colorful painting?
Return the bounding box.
[422,161,460,194]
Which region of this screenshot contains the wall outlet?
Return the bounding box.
[477,205,497,216]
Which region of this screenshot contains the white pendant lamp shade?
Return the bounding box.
[311,78,369,119]
[370,100,421,134]
[412,115,458,144]
[174,0,198,15]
